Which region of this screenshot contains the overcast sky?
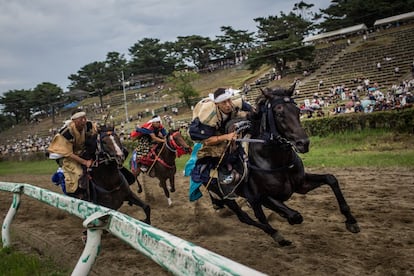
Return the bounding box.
[0,0,331,94]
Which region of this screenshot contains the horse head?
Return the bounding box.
[252,83,309,153]
[96,125,126,167]
[166,130,192,157]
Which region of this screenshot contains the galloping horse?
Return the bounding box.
[132,130,191,206]
[204,84,360,246]
[83,125,151,224]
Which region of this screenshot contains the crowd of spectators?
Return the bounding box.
[300,76,414,118]
[0,134,53,157]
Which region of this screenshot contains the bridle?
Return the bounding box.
[165,131,188,157]
[165,131,180,153]
[259,96,297,149]
[93,131,125,169]
[247,95,300,173]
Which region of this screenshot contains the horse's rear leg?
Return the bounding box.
[160,180,172,206]
[224,199,292,247]
[302,173,360,233]
[262,197,303,225]
[135,174,143,194]
[128,193,151,225]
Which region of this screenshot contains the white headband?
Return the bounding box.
[209,88,233,103]
[71,111,86,120]
[149,116,161,123]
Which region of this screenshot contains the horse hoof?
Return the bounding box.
[278,239,292,247]
[170,188,175,193]
[272,232,291,246]
[137,188,142,193]
[346,222,361,233]
[288,213,303,225]
[167,198,172,206]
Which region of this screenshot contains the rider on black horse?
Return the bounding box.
[48,109,135,201]
[188,88,253,204]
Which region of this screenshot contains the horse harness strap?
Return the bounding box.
[165,132,179,153]
[147,142,175,173]
[93,131,121,167]
[261,97,295,147]
[147,132,184,171]
[248,153,298,173]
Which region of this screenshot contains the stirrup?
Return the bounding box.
[220,174,234,185]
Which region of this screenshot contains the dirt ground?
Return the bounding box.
[0,167,413,276]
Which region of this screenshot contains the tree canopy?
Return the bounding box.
[1,0,413,128]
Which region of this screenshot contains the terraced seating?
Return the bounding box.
[296,23,414,104]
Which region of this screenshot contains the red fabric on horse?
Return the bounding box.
[139,154,154,167]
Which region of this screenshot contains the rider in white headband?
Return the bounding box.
[148,115,161,123]
[70,111,86,120]
[209,88,233,103]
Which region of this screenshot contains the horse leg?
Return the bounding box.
[168,176,175,193]
[160,179,172,206]
[300,173,360,233]
[136,174,143,193]
[262,197,303,225]
[127,193,151,225]
[224,199,292,247]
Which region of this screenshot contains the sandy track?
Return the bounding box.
[0,167,413,275]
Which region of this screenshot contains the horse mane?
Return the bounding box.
[98,124,115,133]
[83,124,115,160]
[83,133,97,160]
[168,128,179,133]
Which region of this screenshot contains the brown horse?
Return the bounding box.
[131,130,191,206]
[199,84,360,246]
[82,125,151,224]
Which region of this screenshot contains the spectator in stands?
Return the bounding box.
[394,66,400,76]
[318,80,324,90]
[363,78,370,90]
[333,103,344,115]
[406,92,414,105]
[354,101,364,113]
[310,94,321,109]
[377,62,382,71]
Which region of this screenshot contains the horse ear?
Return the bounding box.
[260,87,272,98]
[287,80,298,96]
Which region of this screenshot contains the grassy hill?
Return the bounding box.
[1,64,293,144]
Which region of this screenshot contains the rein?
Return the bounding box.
[147,131,183,172]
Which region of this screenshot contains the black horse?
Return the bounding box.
[132,130,191,206]
[83,125,151,225]
[204,84,360,246]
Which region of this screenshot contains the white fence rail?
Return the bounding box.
[0,181,266,276]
